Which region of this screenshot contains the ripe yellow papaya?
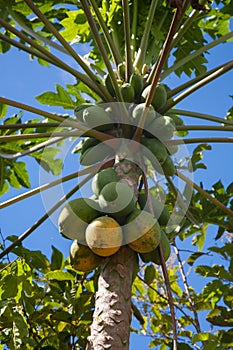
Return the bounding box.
[85,216,123,257]
[70,240,103,272]
[140,229,171,264]
[124,209,161,253]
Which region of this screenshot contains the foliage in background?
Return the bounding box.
[0,0,233,349]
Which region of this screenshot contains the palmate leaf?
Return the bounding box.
[36,84,76,110]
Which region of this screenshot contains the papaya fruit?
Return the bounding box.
[124,209,161,253]
[118,62,126,79]
[69,240,103,272]
[83,105,114,131]
[120,83,135,103]
[85,216,123,257]
[98,181,136,219]
[105,73,116,97]
[160,155,176,176]
[80,137,101,154]
[80,142,114,166]
[144,115,175,140]
[131,103,156,128]
[141,137,168,165]
[58,198,101,242]
[140,229,171,264]
[129,73,144,101]
[74,103,94,122]
[138,191,170,226]
[141,83,167,111]
[92,168,118,197]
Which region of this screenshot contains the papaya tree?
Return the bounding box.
[0,0,233,349]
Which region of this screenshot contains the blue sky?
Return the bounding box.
[0,34,233,349]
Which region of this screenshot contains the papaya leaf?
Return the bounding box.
[207,307,233,327]
[11,161,30,188]
[0,103,7,118]
[187,251,206,266]
[36,84,76,110]
[51,246,64,271]
[45,270,75,281]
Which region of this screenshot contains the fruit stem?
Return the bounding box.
[0,160,113,210]
[89,0,123,67]
[133,0,158,72]
[0,172,95,260]
[122,0,134,81]
[169,109,233,126]
[161,31,233,81]
[176,170,233,219]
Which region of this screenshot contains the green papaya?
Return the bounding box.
[120,83,135,103]
[83,105,114,131]
[74,103,94,122]
[138,191,170,226]
[58,198,100,242]
[131,103,156,128]
[118,62,126,79]
[92,168,118,197]
[129,73,144,101]
[141,83,167,111]
[80,142,114,166]
[104,73,116,97]
[140,229,171,264]
[145,115,175,140]
[141,137,168,164]
[160,155,176,176]
[99,181,136,219]
[81,137,101,154]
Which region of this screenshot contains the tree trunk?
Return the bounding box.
[86,155,141,349]
[86,245,138,350]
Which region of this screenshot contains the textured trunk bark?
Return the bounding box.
[86,156,141,349]
[86,245,138,350]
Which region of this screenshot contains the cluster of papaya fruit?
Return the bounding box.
[73,66,179,175]
[58,168,171,273]
[57,65,181,273]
